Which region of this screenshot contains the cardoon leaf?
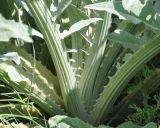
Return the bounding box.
[5,66,24,82]
[48,115,91,128]
[85,1,125,20]
[117,121,140,128]
[0,14,43,42]
[50,0,72,20]
[117,121,157,128]
[85,0,160,30]
[89,34,160,125]
[60,18,102,39]
[155,0,160,15]
[67,4,89,81]
[107,29,145,50]
[79,11,112,110]
[142,122,157,128]
[0,52,21,65]
[24,0,87,119]
[98,125,113,128]
[15,0,32,15]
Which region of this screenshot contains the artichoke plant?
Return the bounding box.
[0,0,160,127]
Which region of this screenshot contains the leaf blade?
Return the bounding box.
[107,29,145,50]
[0,14,43,42]
[61,18,102,39]
[85,0,160,30]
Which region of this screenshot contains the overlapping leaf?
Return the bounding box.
[0,52,21,65]
[0,14,43,42]
[107,29,145,50]
[48,115,91,128]
[50,0,72,20]
[85,0,160,30]
[60,18,102,39]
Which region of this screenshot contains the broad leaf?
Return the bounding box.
[98,125,113,128]
[0,57,64,115]
[117,121,140,128]
[24,0,87,119]
[50,0,72,20]
[0,52,21,65]
[6,65,25,82]
[15,0,32,16]
[85,1,125,20]
[48,115,91,128]
[155,0,160,15]
[88,33,160,125]
[0,14,43,42]
[107,29,145,50]
[60,18,102,39]
[142,122,157,128]
[0,43,64,115]
[67,4,90,80]
[85,0,160,30]
[117,121,157,128]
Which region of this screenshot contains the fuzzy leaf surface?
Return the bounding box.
[48,115,91,128]
[50,0,72,20]
[85,0,160,30]
[107,29,145,50]
[0,14,43,42]
[61,18,102,39]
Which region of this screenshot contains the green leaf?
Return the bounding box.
[6,65,25,83]
[109,69,160,124]
[50,0,72,20]
[24,0,87,119]
[107,29,145,50]
[117,122,157,128]
[122,0,144,16]
[15,0,32,15]
[48,115,92,128]
[0,14,43,42]
[61,18,102,39]
[117,121,140,128]
[79,11,112,111]
[0,52,21,65]
[97,125,113,128]
[85,0,160,30]
[88,33,160,125]
[142,122,157,128]
[155,0,160,14]
[67,4,89,81]
[84,1,125,20]
[0,44,65,115]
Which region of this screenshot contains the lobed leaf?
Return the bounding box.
[117,121,140,128]
[60,18,102,39]
[48,115,92,128]
[85,0,160,30]
[89,34,160,125]
[50,0,72,20]
[0,44,65,115]
[117,121,157,128]
[79,10,112,111]
[0,52,21,65]
[24,0,87,119]
[0,14,43,42]
[107,29,145,50]
[67,4,90,81]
